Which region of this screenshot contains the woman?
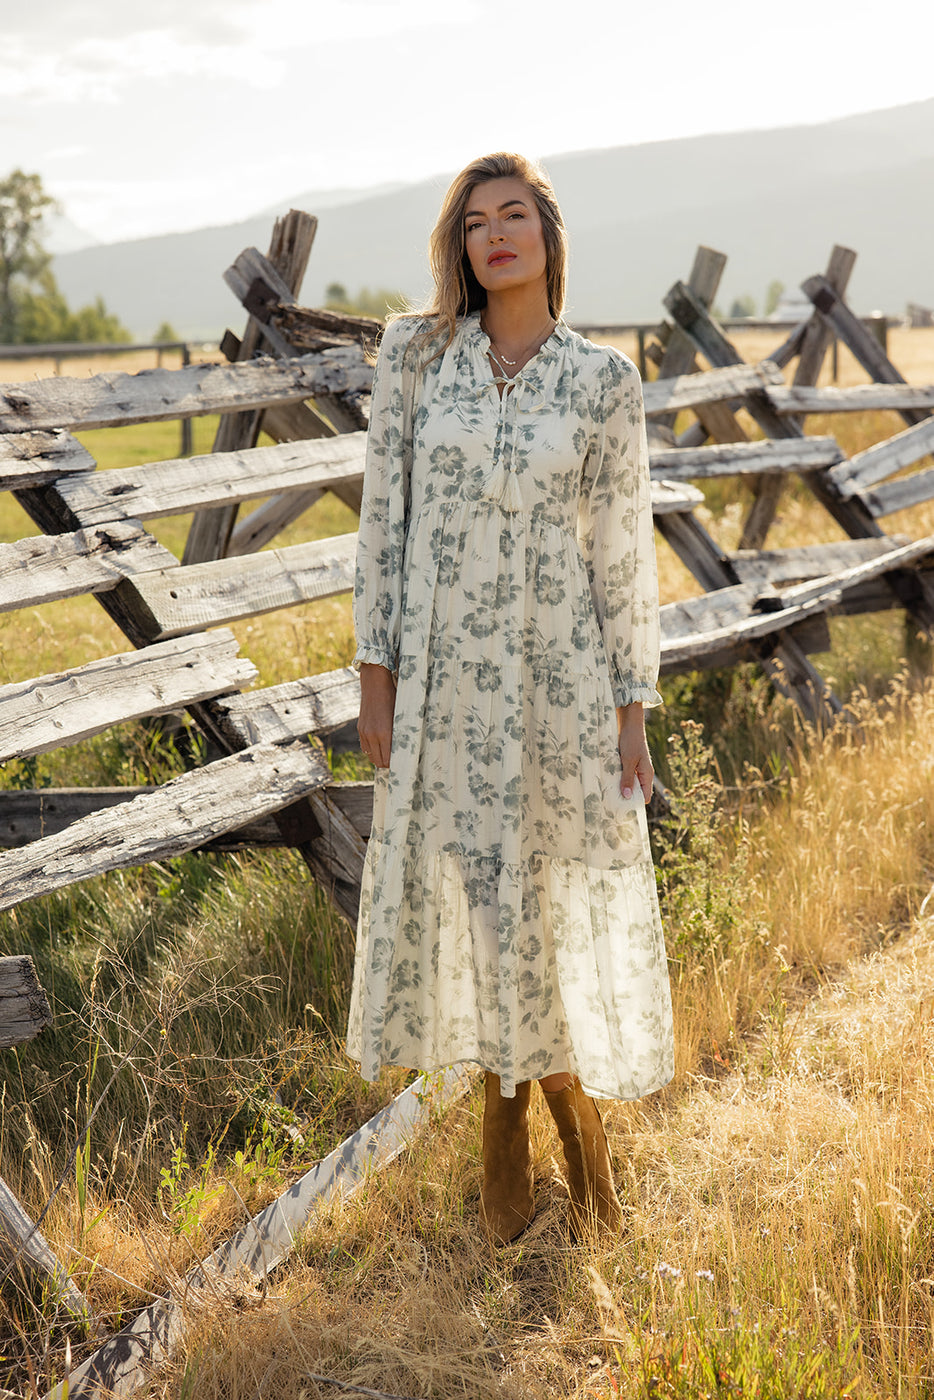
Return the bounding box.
[348,153,673,1242]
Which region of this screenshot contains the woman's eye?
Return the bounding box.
[466,221,483,233]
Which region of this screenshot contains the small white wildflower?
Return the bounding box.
[656,1261,682,1279]
[695,1269,714,1282]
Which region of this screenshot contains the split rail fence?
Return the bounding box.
[1,215,934,1380]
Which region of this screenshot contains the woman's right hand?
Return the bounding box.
[357,663,397,768]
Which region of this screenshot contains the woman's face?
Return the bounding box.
[463,176,548,299]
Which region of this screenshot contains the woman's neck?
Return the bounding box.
[479,287,554,354]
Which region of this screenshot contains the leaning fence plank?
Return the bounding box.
[57,433,367,524]
[0,632,257,764]
[801,275,930,427]
[210,667,361,747]
[0,1174,88,1316]
[862,467,934,519]
[642,361,784,417]
[0,353,373,434]
[44,1067,474,1400]
[0,524,176,612]
[0,742,331,911]
[0,430,95,490]
[0,789,284,850]
[0,782,372,849]
[227,487,325,556]
[124,535,358,641]
[184,210,319,564]
[826,416,934,496]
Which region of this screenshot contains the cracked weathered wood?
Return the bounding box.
[649,436,843,480]
[766,384,934,416]
[0,429,95,490]
[123,534,357,640]
[0,631,256,763]
[729,537,903,587]
[209,667,361,747]
[826,416,934,497]
[802,275,930,427]
[184,211,319,565]
[0,742,332,910]
[863,468,934,519]
[0,956,52,1049]
[0,523,175,612]
[0,781,374,849]
[642,360,784,417]
[57,432,366,524]
[44,1068,473,1400]
[649,479,704,515]
[793,246,857,400]
[0,352,373,434]
[0,1172,88,1315]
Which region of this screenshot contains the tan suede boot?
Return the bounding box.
[479,1074,535,1243]
[543,1078,623,1235]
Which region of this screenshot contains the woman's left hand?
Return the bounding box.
[617,702,654,803]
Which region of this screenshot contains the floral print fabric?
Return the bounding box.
[346,312,674,1100]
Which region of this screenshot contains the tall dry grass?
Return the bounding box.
[7,680,928,1399]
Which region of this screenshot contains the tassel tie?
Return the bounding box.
[477,376,547,512]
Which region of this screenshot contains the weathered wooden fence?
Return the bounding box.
[1,217,934,1396]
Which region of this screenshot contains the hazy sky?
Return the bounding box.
[5,0,934,243]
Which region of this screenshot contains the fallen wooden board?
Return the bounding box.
[0,524,176,613]
[0,1173,87,1317]
[125,535,358,641]
[641,359,785,416]
[0,631,257,764]
[57,433,367,524]
[0,430,95,490]
[650,435,843,480]
[0,955,52,1049]
[0,741,331,911]
[777,535,934,610]
[766,384,934,416]
[44,1066,474,1400]
[661,594,835,667]
[0,352,374,434]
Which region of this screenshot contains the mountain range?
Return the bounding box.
[51,99,934,341]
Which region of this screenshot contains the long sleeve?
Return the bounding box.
[351,318,420,675]
[577,348,662,709]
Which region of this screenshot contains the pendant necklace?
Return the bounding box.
[482,316,555,379]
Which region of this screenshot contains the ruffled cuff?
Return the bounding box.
[352,643,397,674]
[612,678,664,710]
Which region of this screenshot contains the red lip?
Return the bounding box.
[487,251,516,266]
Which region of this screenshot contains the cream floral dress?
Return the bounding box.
[346,312,674,1100]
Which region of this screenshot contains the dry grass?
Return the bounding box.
[7,682,926,1400]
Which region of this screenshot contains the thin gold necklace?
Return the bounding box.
[482,316,554,375]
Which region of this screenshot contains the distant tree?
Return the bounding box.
[729,294,756,318]
[0,168,130,344]
[325,282,350,309]
[15,269,130,344]
[0,169,58,341]
[154,320,179,342]
[324,282,405,319]
[764,279,785,316]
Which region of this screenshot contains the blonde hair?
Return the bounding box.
[402,152,568,360]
